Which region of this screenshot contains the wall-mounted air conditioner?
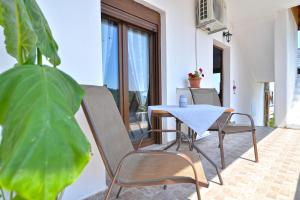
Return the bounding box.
[196,0,227,34]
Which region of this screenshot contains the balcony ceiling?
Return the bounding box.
[227,0,300,26]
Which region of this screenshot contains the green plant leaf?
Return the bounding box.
[0,0,60,66]
[13,196,24,200]
[0,65,90,200]
[0,3,3,26]
[23,47,36,64]
[23,0,60,66]
[14,195,26,200]
[0,0,37,63]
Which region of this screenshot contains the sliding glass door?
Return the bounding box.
[101,16,160,146]
[101,0,161,147]
[101,19,120,108]
[127,28,150,142]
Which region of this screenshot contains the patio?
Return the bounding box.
[87,127,300,200]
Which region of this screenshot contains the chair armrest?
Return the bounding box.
[225,113,255,129]
[113,150,200,185]
[137,129,191,149]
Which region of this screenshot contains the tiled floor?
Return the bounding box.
[86,127,300,200]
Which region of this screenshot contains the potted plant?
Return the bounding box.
[0,0,90,199]
[188,68,205,88]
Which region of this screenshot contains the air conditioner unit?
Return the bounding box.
[196,0,227,34]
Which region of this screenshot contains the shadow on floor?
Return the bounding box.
[85,126,274,200]
[193,126,274,182]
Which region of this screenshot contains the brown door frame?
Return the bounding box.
[263,83,270,126]
[101,0,162,146]
[213,45,224,106]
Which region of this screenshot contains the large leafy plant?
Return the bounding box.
[0,0,90,199]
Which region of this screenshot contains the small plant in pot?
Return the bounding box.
[188,68,204,88]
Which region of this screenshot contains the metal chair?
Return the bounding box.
[189,88,258,169]
[82,86,209,200]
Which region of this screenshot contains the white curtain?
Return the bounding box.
[101,19,119,90]
[128,28,150,106]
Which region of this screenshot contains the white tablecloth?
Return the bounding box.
[148,105,227,136]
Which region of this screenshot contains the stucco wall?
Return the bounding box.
[38,1,107,199]
[139,0,265,128]
[0,0,106,199]
[275,9,298,127]
[224,4,279,126]
[137,0,237,142]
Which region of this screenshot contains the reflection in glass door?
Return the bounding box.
[127,28,150,142]
[101,19,120,108]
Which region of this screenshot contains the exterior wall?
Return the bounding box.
[38,1,107,199]
[137,0,236,142]
[38,1,107,198]
[233,18,275,83]
[230,38,265,125]
[139,0,265,128]
[227,18,276,126]
[275,9,298,127]
[286,10,298,123]
[0,0,106,199]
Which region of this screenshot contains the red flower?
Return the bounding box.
[199,68,203,72]
[188,73,193,77]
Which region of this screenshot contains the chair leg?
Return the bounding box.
[188,127,192,138]
[193,144,223,185]
[195,183,201,200]
[252,130,259,162]
[104,180,115,200]
[218,131,225,169]
[163,140,177,151]
[217,133,225,148]
[191,131,195,151]
[116,186,123,199]
[176,136,181,151]
[188,128,193,151]
[176,120,181,151]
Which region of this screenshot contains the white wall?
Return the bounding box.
[37,0,103,86]
[38,1,107,199]
[137,0,235,141]
[274,9,298,127]
[0,0,107,199]
[139,0,267,127]
[232,18,275,83]
[228,23,268,126]
[286,10,298,120]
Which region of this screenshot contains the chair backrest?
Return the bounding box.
[190,88,221,106]
[190,88,230,128]
[82,86,134,178]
